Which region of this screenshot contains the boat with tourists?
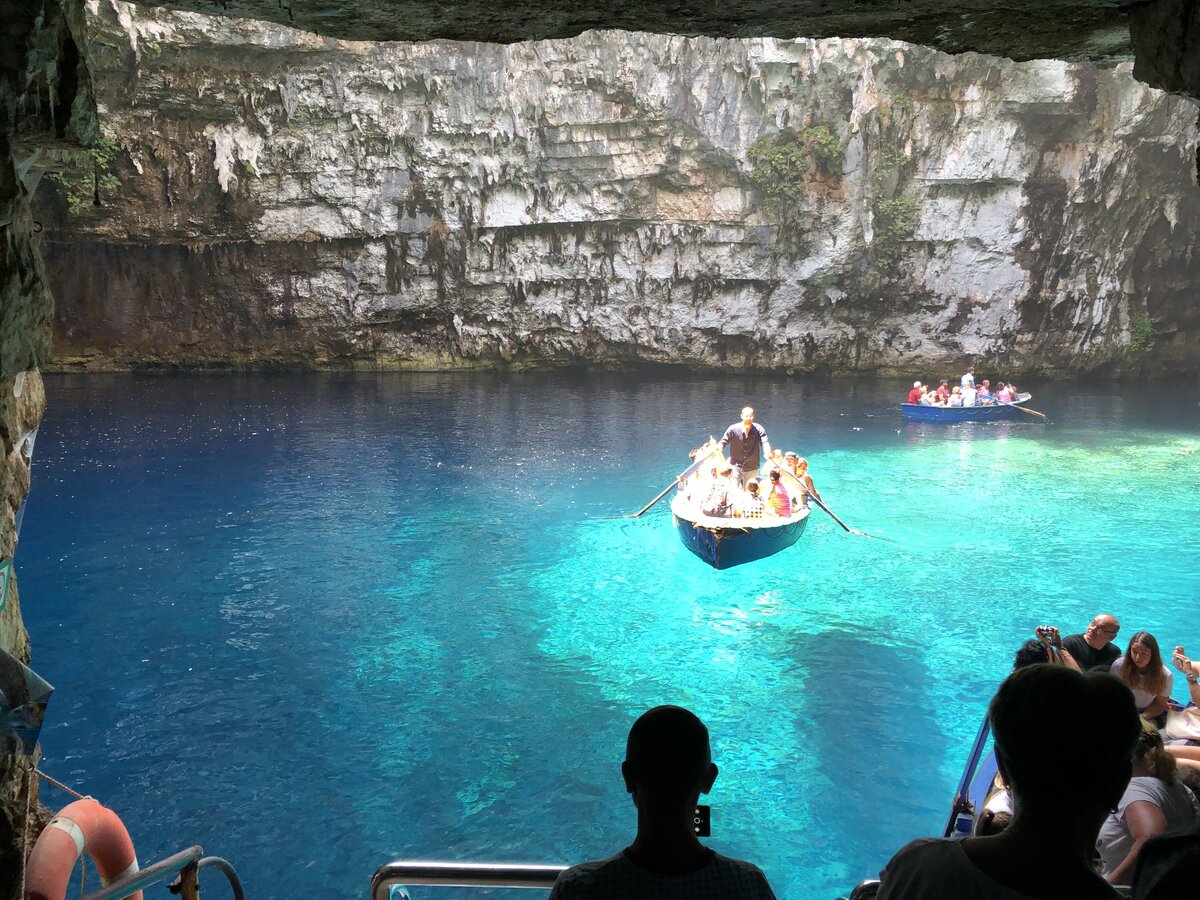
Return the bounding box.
[901,393,1041,423]
[669,489,812,570]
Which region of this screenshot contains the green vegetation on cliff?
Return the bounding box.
[747,125,846,204]
[46,138,121,209]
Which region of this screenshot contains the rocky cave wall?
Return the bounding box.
[2,0,97,891]
[38,0,1200,376]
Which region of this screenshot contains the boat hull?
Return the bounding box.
[671,501,810,569]
[900,400,1032,423]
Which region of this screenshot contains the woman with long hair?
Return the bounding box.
[1112,632,1174,721]
[1097,719,1200,885]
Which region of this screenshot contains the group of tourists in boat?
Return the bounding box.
[944,615,1200,893]
[677,406,819,520]
[907,366,1021,408]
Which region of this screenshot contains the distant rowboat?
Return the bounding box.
[901,393,1040,423]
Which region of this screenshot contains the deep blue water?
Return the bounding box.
[17,372,1200,898]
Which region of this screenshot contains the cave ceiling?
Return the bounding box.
[139,0,1137,63]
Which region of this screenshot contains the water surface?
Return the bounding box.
[18,372,1200,898]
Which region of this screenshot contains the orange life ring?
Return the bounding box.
[25,798,142,900]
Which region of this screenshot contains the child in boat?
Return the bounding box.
[765,469,790,516]
[948,386,964,407]
[738,480,765,518]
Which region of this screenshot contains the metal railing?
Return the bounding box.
[371,861,567,899]
[81,845,245,900]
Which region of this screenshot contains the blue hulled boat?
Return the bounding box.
[901,394,1039,423]
[670,493,811,569]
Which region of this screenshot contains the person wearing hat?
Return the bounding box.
[908,382,923,404]
[718,407,773,490]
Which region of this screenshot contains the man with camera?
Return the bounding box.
[549,706,776,899]
[1061,615,1122,672]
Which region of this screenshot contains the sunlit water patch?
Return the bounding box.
[18,373,1200,898]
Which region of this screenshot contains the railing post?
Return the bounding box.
[178,861,201,900]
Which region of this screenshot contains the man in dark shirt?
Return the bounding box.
[718,407,772,489]
[1061,614,1122,672]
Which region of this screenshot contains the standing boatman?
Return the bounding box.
[719,406,772,489]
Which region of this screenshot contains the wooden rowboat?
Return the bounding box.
[669,491,811,569]
[901,393,1039,423]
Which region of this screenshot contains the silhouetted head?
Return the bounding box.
[989,665,1138,819]
[622,706,717,813]
[1132,830,1200,900]
[1012,639,1049,670]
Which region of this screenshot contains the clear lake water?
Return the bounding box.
[17,371,1200,898]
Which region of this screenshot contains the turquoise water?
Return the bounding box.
[17,372,1200,898]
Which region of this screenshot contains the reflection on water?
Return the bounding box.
[17,372,1200,899]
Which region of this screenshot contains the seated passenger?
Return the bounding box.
[1172,647,1200,704]
[548,705,776,899]
[764,469,790,516]
[962,383,977,407]
[738,480,764,517]
[996,383,1015,403]
[908,381,923,404]
[701,463,736,517]
[1112,632,1174,724]
[792,458,821,508]
[977,381,993,404]
[1097,718,1200,886]
[936,379,951,402]
[948,386,964,407]
[877,665,1140,900]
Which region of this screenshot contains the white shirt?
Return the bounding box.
[1097,777,1200,879]
[1110,658,1174,710]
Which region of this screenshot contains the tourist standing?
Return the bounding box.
[961,366,976,390]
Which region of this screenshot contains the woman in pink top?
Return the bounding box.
[765,469,790,516]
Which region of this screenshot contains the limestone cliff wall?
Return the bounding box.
[38,0,1200,374]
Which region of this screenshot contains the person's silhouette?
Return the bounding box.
[878,664,1141,900]
[549,705,776,899]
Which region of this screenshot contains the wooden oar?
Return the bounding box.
[997,397,1048,419]
[777,466,894,542]
[599,444,721,520]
